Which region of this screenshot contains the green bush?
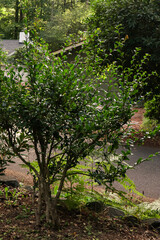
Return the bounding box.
[141,116,159,131]
[0,36,136,226]
[145,96,160,124]
[0,34,152,227]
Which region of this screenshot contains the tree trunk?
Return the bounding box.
[64,0,66,11]
[20,8,23,23]
[35,178,43,226]
[42,179,60,228]
[15,0,19,39]
[50,0,54,22]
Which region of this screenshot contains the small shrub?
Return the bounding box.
[141,117,159,132]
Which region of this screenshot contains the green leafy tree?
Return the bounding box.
[41,3,90,51]
[0,0,24,39]
[0,37,143,227]
[0,48,16,174]
[0,0,89,41]
[87,0,160,98]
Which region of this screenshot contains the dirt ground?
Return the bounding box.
[0,185,160,240]
[130,108,145,131]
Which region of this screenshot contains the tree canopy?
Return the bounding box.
[87,0,160,97]
[0,0,90,50]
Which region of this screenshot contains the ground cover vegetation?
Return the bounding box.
[87,0,160,123]
[0,184,160,240]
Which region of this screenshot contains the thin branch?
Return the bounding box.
[47,139,55,165]
[52,138,63,149]
[32,130,42,170]
[66,171,90,177]
[50,152,66,180]
[54,163,68,203]
[7,129,39,177]
[49,152,65,161]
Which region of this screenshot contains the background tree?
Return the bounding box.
[42,3,90,51]
[87,0,160,100]
[0,0,24,38]
[0,48,16,175]
[0,0,90,48]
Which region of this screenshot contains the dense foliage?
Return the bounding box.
[0,36,143,226]
[87,0,160,98]
[0,0,89,50]
[41,3,90,51]
[144,96,160,123]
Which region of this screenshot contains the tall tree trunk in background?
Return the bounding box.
[56,0,59,8]
[64,0,66,11]
[20,8,23,22]
[15,0,19,39]
[50,0,54,21]
[40,0,43,18]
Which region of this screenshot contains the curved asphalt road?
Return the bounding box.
[115,145,160,199]
[5,145,160,199]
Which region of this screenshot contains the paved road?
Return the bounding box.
[5,145,160,199]
[114,145,160,199]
